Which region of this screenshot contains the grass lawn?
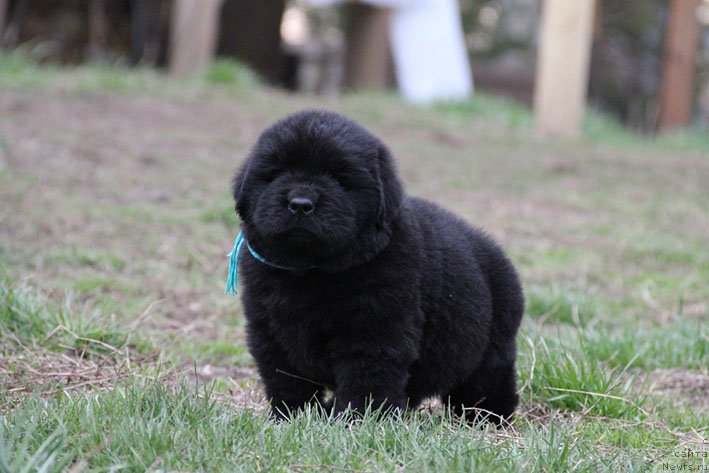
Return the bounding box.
[0,55,707,472]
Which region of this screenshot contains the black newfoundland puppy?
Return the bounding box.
[230,109,524,423]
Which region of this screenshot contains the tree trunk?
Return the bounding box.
[657,0,701,131]
[130,0,166,66]
[342,3,391,91]
[217,0,286,84]
[0,0,7,48]
[4,0,30,48]
[87,0,108,62]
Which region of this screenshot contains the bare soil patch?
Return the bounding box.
[649,369,709,410]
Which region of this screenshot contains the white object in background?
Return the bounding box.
[301,0,473,103]
[388,0,472,102]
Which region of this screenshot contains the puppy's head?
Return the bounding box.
[233,109,403,269]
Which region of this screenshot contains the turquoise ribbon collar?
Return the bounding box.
[224,231,315,296]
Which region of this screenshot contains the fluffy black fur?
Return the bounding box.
[232,110,524,423]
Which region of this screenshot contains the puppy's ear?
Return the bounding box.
[231,164,248,218]
[375,144,403,227]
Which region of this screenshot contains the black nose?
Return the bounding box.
[288,197,315,216]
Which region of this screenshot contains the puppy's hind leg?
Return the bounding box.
[448,245,524,425]
[444,345,519,426]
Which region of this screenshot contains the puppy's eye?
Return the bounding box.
[332,176,348,189]
[257,169,280,183]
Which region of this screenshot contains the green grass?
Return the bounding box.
[44,247,127,272]
[1,253,705,472]
[0,275,142,355]
[435,94,533,129]
[179,338,252,366]
[200,201,240,229]
[205,58,258,89]
[433,91,709,152]
[584,110,709,153]
[0,51,56,88]
[1,382,662,472]
[0,51,259,98]
[521,332,648,419]
[577,320,708,371]
[1,56,707,472]
[525,284,600,326]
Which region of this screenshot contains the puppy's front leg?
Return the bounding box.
[247,321,325,420]
[332,355,409,417]
[263,364,327,420]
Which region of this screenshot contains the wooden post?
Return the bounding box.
[3,0,28,48]
[130,0,148,64]
[217,0,286,84]
[0,0,8,48]
[343,4,391,91]
[534,0,596,137]
[657,0,701,131]
[88,0,108,61]
[169,0,223,77]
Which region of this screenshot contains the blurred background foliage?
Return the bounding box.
[1,0,708,132]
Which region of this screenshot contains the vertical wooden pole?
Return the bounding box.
[88,0,108,62]
[217,0,286,84]
[3,0,28,48]
[657,0,701,131]
[343,4,391,91]
[0,0,8,48]
[169,0,223,77]
[130,0,147,64]
[534,0,596,137]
